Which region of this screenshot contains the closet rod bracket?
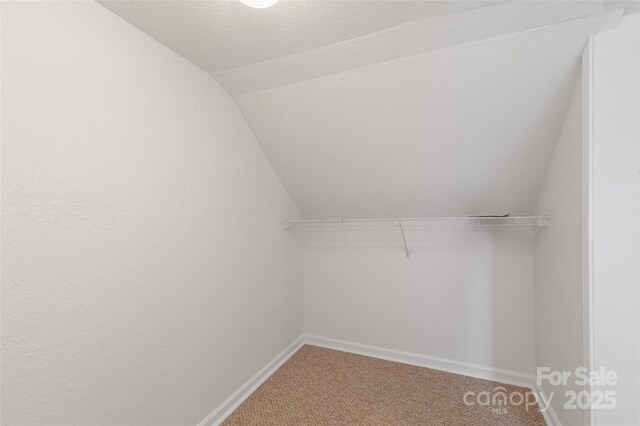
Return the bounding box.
[398,220,409,258]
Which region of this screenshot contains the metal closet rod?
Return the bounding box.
[282,215,550,226]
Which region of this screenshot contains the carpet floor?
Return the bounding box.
[223,345,547,425]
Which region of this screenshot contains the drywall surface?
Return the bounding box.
[304,225,535,376]
[236,16,601,220]
[100,0,604,96]
[532,77,584,426]
[99,0,500,74]
[0,2,302,425]
[591,13,640,426]
[213,2,604,96]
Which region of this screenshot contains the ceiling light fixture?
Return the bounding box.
[238,0,279,8]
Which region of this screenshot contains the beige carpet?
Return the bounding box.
[223,345,546,425]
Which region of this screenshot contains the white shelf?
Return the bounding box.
[282,215,549,229]
[282,216,549,257]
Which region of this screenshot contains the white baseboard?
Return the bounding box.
[304,334,535,389]
[197,335,304,426]
[533,385,562,426]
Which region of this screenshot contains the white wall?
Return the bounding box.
[304,225,536,376]
[533,76,585,426]
[0,2,302,425]
[591,13,640,426]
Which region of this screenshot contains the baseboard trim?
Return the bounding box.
[304,334,535,389]
[533,385,562,426]
[197,335,304,426]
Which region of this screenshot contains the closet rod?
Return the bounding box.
[282,215,549,228]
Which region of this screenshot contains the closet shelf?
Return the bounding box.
[282,215,549,229]
[282,216,549,258]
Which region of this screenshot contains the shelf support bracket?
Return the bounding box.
[398,220,409,258]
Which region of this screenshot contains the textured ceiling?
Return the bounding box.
[100,1,611,219]
[99,0,500,73]
[215,1,605,95]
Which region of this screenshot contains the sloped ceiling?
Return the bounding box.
[101,1,610,219]
[100,0,502,73]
